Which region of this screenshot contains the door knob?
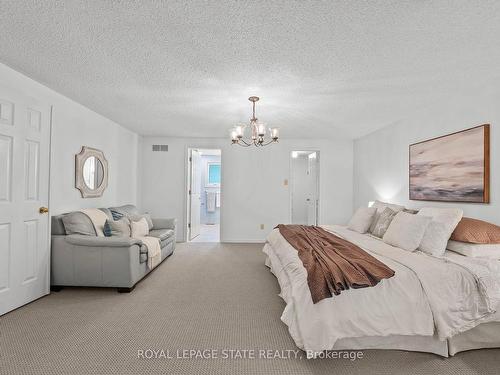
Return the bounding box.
[39,207,49,214]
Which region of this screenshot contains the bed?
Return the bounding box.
[263,224,500,357]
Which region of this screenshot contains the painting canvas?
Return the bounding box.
[409,125,490,203]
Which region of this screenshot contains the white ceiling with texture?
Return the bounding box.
[1,1,500,139]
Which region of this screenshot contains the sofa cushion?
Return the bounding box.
[99,208,113,219]
[103,218,131,237]
[109,205,140,217]
[149,229,174,242]
[129,213,154,230]
[62,212,96,236]
[151,218,176,230]
[131,218,149,238]
[110,209,125,221]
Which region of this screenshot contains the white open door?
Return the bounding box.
[290,151,319,226]
[306,152,319,225]
[188,149,201,240]
[0,86,51,315]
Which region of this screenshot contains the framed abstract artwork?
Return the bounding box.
[409,124,490,203]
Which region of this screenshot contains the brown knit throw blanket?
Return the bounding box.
[276,225,395,303]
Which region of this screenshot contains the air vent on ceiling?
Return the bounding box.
[152,144,168,152]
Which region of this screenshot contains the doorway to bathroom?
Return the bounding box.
[187,148,221,242]
[290,150,320,225]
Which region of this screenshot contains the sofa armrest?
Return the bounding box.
[152,218,177,230]
[51,235,144,288]
[65,235,143,247]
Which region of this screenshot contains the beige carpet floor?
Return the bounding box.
[1,242,499,375]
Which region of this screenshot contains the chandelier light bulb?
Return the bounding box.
[231,129,238,141]
[271,128,279,140]
[257,123,266,137]
[235,125,244,138]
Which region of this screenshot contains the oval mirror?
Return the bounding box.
[82,156,105,190]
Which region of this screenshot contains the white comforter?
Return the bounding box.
[263,225,500,352]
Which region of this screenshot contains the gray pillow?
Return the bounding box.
[103,218,131,237]
[371,208,398,238]
[61,212,96,236]
[129,214,153,230]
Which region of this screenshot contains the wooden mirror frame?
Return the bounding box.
[75,146,109,198]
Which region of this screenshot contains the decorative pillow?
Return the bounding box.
[110,209,124,221]
[129,214,154,230]
[383,212,432,251]
[450,217,500,244]
[103,218,131,237]
[369,200,405,233]
[447,240,500,259]
[61,212,96,236]
[419,222,450,257]
[347,207,377,234]
[417,207,463,257]
[371,200,406,213]
[131,217,149,238]
[370,208,398,238]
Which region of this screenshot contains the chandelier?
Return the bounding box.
[230,96,279,147]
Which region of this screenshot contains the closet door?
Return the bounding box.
[0,86,51,315]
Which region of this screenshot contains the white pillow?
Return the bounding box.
[417,207,463,257]
[447,240,500,259]
[131,217,149,238]
[371,200,406,213]
[383,212,432,251]
[419,222,449,257]
[347,207,377,234]
[369,200,405,233]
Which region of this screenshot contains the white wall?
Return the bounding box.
[354,91,499,224]
[140,137,353,242]
[0,63,140,215]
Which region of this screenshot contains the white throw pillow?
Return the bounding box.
[447,240,500,260]
[347,207,377,234]
[417,207,463,257]
[383,212,432,251]
[419,222,449,257]
[131,217,149,238]
[371,200,406,213]
[369,200,405,233]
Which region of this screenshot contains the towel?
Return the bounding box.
[80,208,108,237]
[207,192,216,213]
[216,192,221,208]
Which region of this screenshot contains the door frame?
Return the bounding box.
[46,107,53,293]
[184,147,223,242]
[289,149,320,225]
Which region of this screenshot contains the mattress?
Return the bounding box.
[264,225,500,356]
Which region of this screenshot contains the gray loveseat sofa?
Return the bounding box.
[51,205,176,292]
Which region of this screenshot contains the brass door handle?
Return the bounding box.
[39,207,49,214]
